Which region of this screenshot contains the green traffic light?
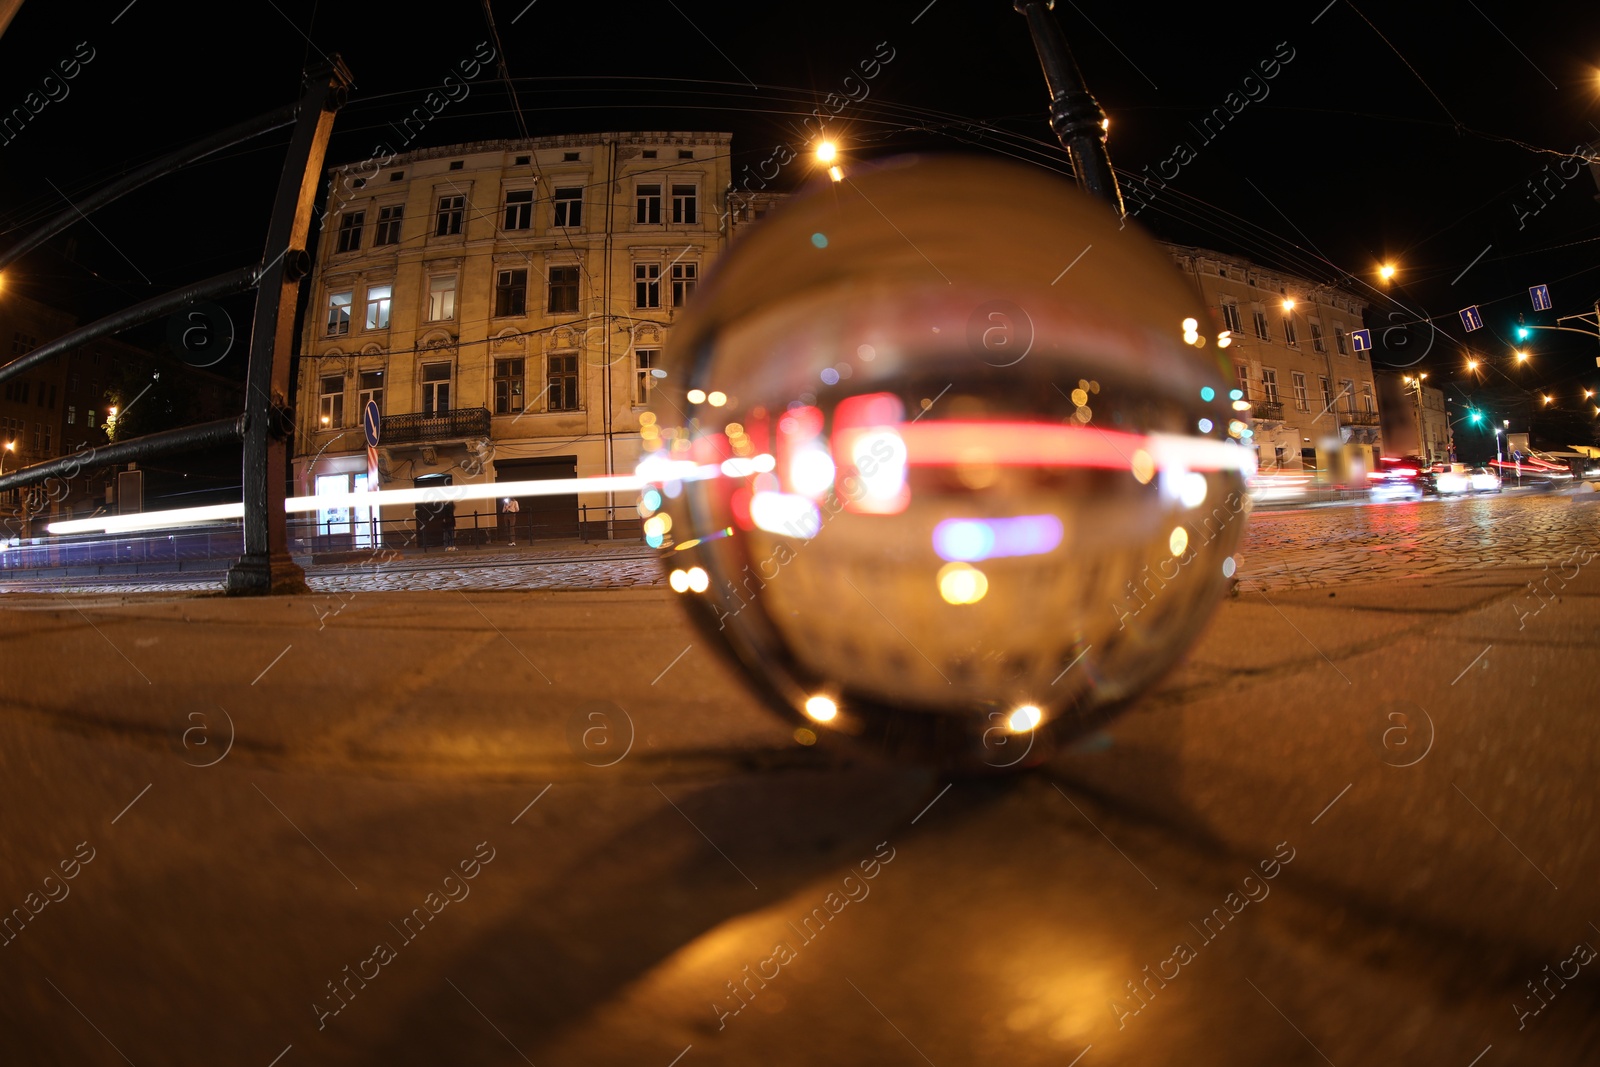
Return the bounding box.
[1469,410,1483,423]
[1514,326,1529,340]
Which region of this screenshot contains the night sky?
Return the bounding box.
[0,0,1597,460]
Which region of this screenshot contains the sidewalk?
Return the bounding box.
[0,556,1595,1064]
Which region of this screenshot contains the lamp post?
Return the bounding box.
[1015,0,1124,214]
[0,439,13,478]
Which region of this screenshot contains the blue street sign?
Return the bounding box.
[1530,284,1552,312]
[362,400,381,447]
[1350,328,1372,352]
[1459,306,1484,332]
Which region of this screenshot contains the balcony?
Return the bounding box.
[380,407,491,445]
[1250,400,1284,422]
[1338,409,1380,427]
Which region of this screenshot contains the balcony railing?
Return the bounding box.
[1250,400,1284,421]
[1339,409,1380,426]
[380,407,491,444]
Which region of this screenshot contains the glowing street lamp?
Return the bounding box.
[1514,350,1529,364]
[1280,297,1296,311]
[0,439,13,477]
[1378,262,1396,281]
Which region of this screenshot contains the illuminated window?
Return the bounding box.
[326,290,352,336]
[358,369,384,414]
[364,284,392,330]
[428,275,456,321]
[1282,317,1298,346]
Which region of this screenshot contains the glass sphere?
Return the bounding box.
[644,155,1253,769]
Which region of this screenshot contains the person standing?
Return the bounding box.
[502,496,520,546]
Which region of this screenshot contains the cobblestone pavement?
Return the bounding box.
[3,492,1595,595]
[1237,490,1599,591]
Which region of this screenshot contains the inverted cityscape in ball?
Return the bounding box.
[638,154,1254,768]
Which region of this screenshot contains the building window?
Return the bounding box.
[319,375,344,428]
[642,149,658,159]
[548,266,579,314]
[504,189,534,230]
[671,185,698,224]
[635,184,662,225]
[1220,301,1242,334]
[1261,368,1279,404]
[671,262,697,307]
[87,409,96,428]
[326,290,353,335]
[1340,379,1356,412]
[514,155,530,166]
[635,348,660,403]
[548,354,579,410]
[1362,384,1375,413]
[390,170,405,181]
[11,332,36,354]
[1235,364,1251,401]
[375,205,403,245]
[358,369,384,414]
[494,358,525,414]
[364,284,392,330]
[552,188,582,228]
[428,275,457,321]
[336,212,364,253]
[1253,309,1269,341]
[66,405,75,425]
[1282,317,1298,346]
[422,362,451,416]
[448,160,464,171]
[1334,327,1348,356]
[1292,372,1308,411]
[1319,376,1331,412]
[563,151,579,162]
[634,262,661,309]
[435,195,465,236]
[679,150,694,159]
[496,269,528,317]
[1311,323,1326,353]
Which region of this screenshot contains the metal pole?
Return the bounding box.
[1014,0,1125,215]
[227,57,354,596]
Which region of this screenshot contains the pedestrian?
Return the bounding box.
[503,496,520,546]
[443,501,457,551]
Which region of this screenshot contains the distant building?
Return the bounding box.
[0,292,73,484]
[1375,371,1454,464]
[294,131,739,546]
[1163,244,1384,476]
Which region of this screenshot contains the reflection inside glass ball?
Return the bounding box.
[643,155,1254,768]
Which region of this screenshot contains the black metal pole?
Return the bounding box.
[0,415,245,493]
[226,57,353,596]
[1014,0,1125,215]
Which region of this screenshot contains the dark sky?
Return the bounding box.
[0,0,1597,445]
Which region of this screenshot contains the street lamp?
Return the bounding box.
[1402,373,1429,464]
[1378,262,1396,282]
[0,440,13,477]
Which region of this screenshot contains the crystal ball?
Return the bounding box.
[643,155,1253,769]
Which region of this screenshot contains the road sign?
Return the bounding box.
[362,400,381,447]
[1350,328,1372,352]
[1459,306,1484,332]
[1530,284,1552,311]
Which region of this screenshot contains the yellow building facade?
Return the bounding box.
[294,131,738,545]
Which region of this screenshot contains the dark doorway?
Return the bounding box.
[413,473,454,548]
[494,457,578,540]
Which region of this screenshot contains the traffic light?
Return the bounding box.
[1514,326,1530,341]
[1469,409,1483,423]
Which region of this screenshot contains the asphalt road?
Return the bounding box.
[1,491,1597,1065]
